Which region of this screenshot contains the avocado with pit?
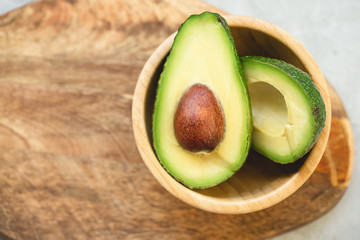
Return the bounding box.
[241,56,326,164]
[153,12,252,189]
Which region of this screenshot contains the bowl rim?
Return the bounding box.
[132,15,331,214]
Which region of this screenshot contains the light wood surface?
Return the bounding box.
[133,15,331,214]
[0,0,353,239]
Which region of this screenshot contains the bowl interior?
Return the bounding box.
[136,16,330,213]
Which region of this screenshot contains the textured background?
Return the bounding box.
[1,0,359,239]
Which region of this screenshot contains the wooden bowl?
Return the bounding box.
[132,15,331,214]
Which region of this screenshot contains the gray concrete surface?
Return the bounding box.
[1,0,359,239]
[0,0,33,14]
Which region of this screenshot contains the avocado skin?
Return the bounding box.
[152,12,252,189]
[241,56,326,162]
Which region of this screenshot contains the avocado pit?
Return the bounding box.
[173,83,225,152]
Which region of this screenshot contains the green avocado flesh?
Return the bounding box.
[153,12,252,189]
[241,56,326,164]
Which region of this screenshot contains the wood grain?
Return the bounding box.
[0,0,353,239]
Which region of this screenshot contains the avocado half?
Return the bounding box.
[153,12,252,189]
[241,56,326,164]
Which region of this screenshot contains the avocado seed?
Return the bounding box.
[173,83,225,152]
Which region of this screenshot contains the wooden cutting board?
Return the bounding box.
[0,0,353,239]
